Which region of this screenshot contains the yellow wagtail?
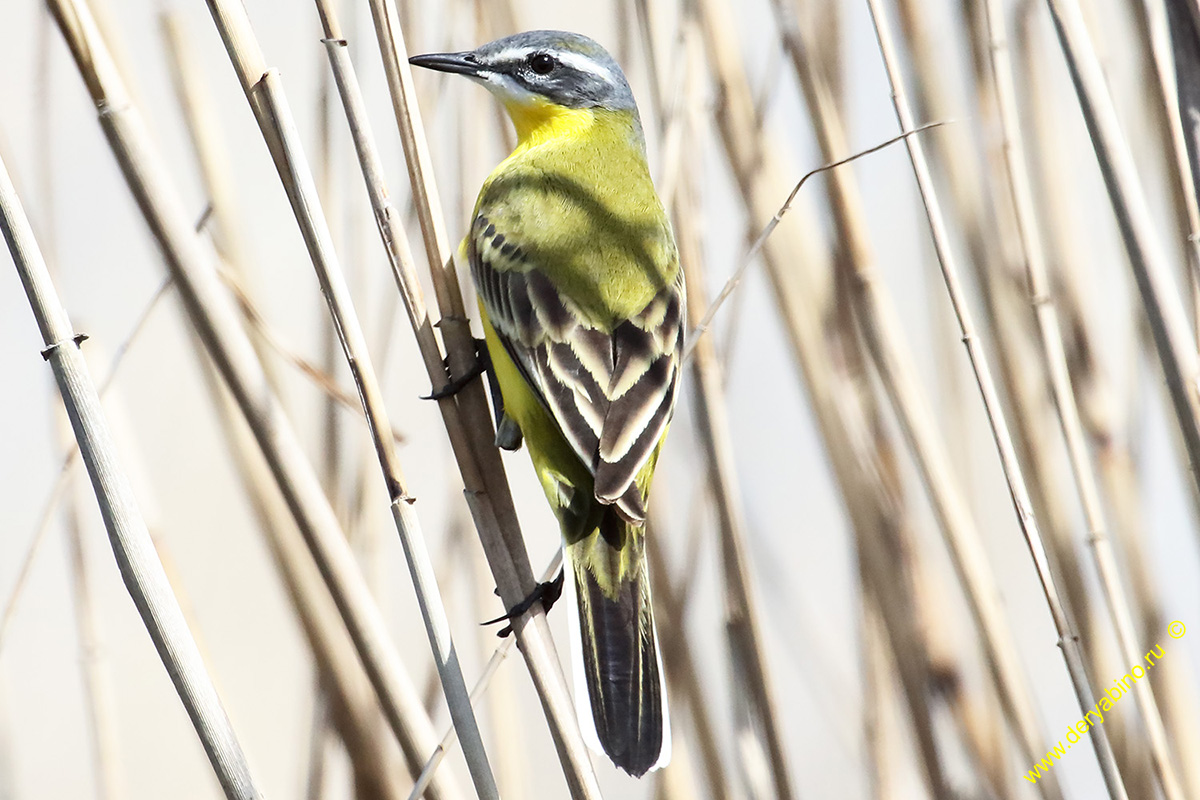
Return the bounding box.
[412,30,683,776]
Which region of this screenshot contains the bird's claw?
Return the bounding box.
[422,338,489,400]
[482,569,565,638]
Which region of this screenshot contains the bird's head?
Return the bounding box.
[410,30,638,144]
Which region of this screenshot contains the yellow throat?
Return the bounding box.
[503,97,600,150]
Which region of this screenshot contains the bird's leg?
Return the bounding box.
[481,567,565,638]
[421,336,524,450]
[490,360,523,451]
[422,337,488,400]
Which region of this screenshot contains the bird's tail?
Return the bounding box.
[565,508,671,777]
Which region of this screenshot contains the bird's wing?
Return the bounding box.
[469,214,684,524]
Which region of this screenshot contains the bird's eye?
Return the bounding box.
[529,53,556,75]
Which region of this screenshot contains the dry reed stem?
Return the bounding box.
[831,273,952,798]
[963,2,1105,686]
[628,8,797,798]
[767,6,1043,795]
[895,2,1086,656]
[0,275,169,655]
[1142,0,1200,311]
[45,2,458,794]
[471,543,527,800]
[1013,16,1157,793]
[675,172,798,800]
[198,4,497,794]
[0,149,261,800]
[688,4,953,793]
[361,0,536,596]
[864,0,1129,796]
[982,2,1185,796]
[644,522,732,800]
[688,3,960,795]
[1043,0,1200,510]
[913,551,1013,800]
[1147,0,1200,343]
[406,550,564,799]
[195,349,408,800]
[160,12,290,410]
[696,0,1061,795]
[860,602,886,800]
[61,444,125,800]
[894,7,1100,795]
[316,15,347,521]
[1017,11,1200,793]
[338,3,603,792]
[362,0,538,585]
[165,14,400,794]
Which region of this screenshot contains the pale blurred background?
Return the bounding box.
[1,0,1198,798]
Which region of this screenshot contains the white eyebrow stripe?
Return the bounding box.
[483,45,617,86]
[553,51,615,83]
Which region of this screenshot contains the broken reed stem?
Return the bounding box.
[198,5,497,796]
[1043,0,1200,513]
[344,2,604,793]
[45,1,457,794]
[862,1,1129,797]
[0,150,261,800]
[982,3,1184,797]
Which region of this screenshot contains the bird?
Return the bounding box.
[411,30,683,777]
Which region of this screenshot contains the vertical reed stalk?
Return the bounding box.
[769,7,1061,796]
[0,149,261,800]
[676,171,797,800]
[697,0,1059,793]
[982,2,1185,796]
[323,3,603,792]
[45,2,457,794]
[864,1,1128,796]
[642,10,796,798]
[1043,0,1200,511]
[645,522,733,800]
[1019,10,1200,791]
[198,3,497,796]
[1141,0,1200,313]
[62,460,125,800]
[196,347,407,800]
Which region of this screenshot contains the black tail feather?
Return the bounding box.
[571,511,666,777]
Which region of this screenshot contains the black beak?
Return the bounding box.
[408,51,484,77]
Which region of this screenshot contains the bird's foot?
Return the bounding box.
[422,338,489,400]
[482,568,565,638]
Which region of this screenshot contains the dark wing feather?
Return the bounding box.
[470,214,685,524]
